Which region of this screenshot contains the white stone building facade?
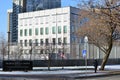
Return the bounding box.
[18,7,80,59]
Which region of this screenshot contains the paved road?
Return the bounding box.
[0,75,120,80]
[76,74,120,80]
[0,78,71,80]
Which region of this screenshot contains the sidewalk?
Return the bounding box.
[66,70,120,79]
[0,65,120,79]
[69,65,120,79]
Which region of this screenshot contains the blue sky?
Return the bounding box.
[0,0,78,37]
[0,0,12,36]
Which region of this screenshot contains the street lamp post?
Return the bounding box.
[62,42,64,69]
[7,31,10,60]
[30,42,32,60]
[84,36,88,74]
[48,43,51,70]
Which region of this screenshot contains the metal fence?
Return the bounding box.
[0,42,120,60]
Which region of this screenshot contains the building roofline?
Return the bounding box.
[7,9,13,13]
[19,6,80,15]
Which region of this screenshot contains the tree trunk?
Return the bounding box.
[100,42,113,70]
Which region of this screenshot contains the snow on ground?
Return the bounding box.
[0,65,119,75]
[104,65,120,70]
[0,70,93,75]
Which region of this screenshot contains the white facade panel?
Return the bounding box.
[18,7,80,59]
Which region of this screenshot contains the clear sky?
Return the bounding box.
[0,0,78,38]
[0,0,12,36]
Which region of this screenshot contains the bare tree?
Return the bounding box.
[15,44,23,60]
[0,33,7,60]
[77,0,120,70]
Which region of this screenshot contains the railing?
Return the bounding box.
[0,42,120,60]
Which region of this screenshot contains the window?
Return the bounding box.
[40,39,43,45]
[40,28,44,35]
[20,30,23,36]
[40,49,43,54]
[63,37,67,44]
[63,26,67,33]
[45,27,49,35]
[29,29,32,36]
[35,39,38,46]
[35,28,39,35]
[52,27,56,34]
[58,38,61,45]
[58,26,61,34]
[71,37,75,43]
[52,38,56,45]
[29,39,32,46]
[20,40,23,46]
[45,38,49,45]
[71,26,74,33]
[24,29,27,36]
[24,40,27,47]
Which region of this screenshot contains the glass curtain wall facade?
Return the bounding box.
[26,0,61,12]
[12,0,26,42]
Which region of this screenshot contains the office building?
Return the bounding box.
[7,9,13,42]
[12,0,26,42]
[26,0,61,12]
[12,0,61,42]
[18,7,80,59]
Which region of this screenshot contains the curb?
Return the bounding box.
[72,71,120,79]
